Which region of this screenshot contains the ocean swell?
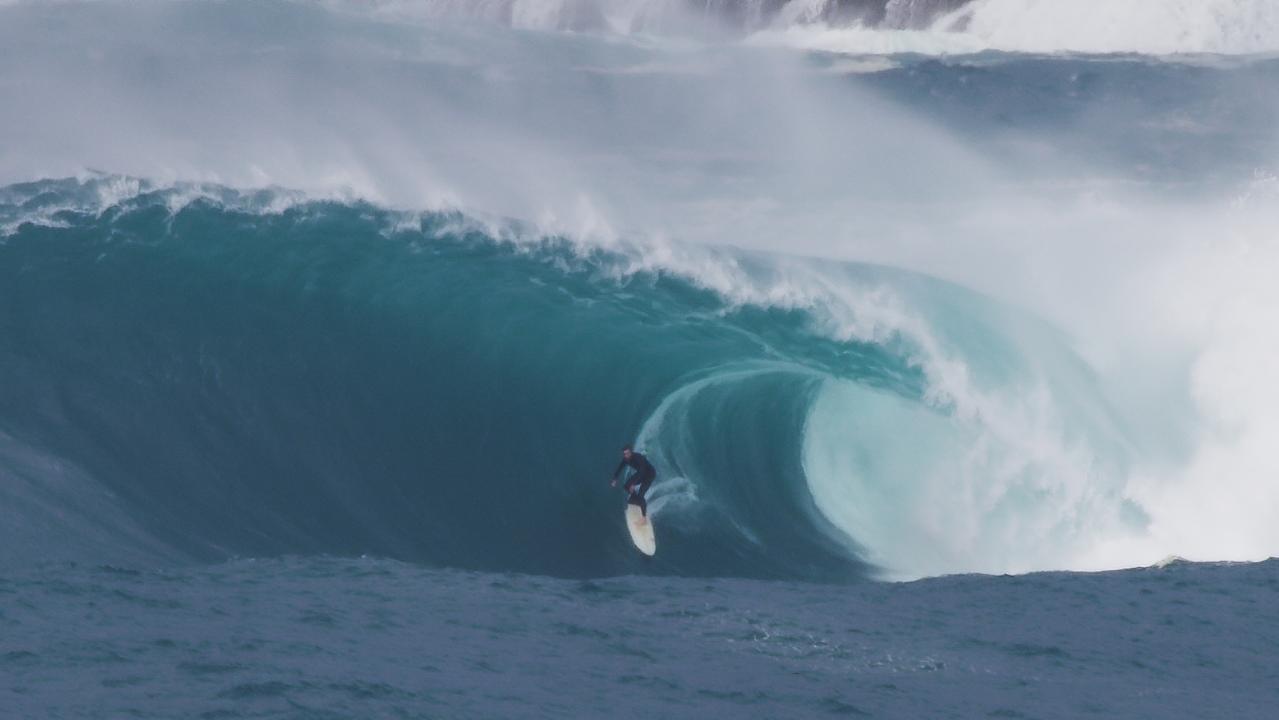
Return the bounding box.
[0,178,1142,580]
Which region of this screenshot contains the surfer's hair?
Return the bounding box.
[622,444,633,452]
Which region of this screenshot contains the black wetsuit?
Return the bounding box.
[613,452,657,516]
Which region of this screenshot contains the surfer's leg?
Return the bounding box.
[634,475,654,516]
[628,490,647,517]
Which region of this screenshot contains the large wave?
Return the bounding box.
[0,177,1141,580]
[1,1,1277,580]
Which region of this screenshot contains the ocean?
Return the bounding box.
[5,557,1277,718]
[2,1,1278,717]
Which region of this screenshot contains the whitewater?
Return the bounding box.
[2,1,1278,718]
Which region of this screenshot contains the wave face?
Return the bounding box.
[1,1,1278,581]
[0,178,1140,579]
[0,179,861,578]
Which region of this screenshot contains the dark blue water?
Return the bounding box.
[4,557,1277,718]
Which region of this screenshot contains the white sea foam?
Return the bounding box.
[756,0,1279,56]
[333,0,1279,55]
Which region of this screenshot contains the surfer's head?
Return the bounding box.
[622,444,633,459]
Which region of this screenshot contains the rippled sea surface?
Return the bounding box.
[4,556,1276,719]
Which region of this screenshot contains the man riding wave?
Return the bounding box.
[611,444,656,518]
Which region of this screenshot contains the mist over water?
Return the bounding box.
[319,0,1279,54]
[2,0,1278,580]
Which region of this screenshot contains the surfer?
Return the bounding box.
[610,444,656,517]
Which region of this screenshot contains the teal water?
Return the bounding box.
[0,179,926,579]
[0,178,1136,580]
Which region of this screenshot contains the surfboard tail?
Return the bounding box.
[625,505,656,556]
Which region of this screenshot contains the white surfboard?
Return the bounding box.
[625,504,656,556]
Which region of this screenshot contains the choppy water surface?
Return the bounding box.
[5,557,1277,719]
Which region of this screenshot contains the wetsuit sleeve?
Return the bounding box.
[612,460,627,479]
